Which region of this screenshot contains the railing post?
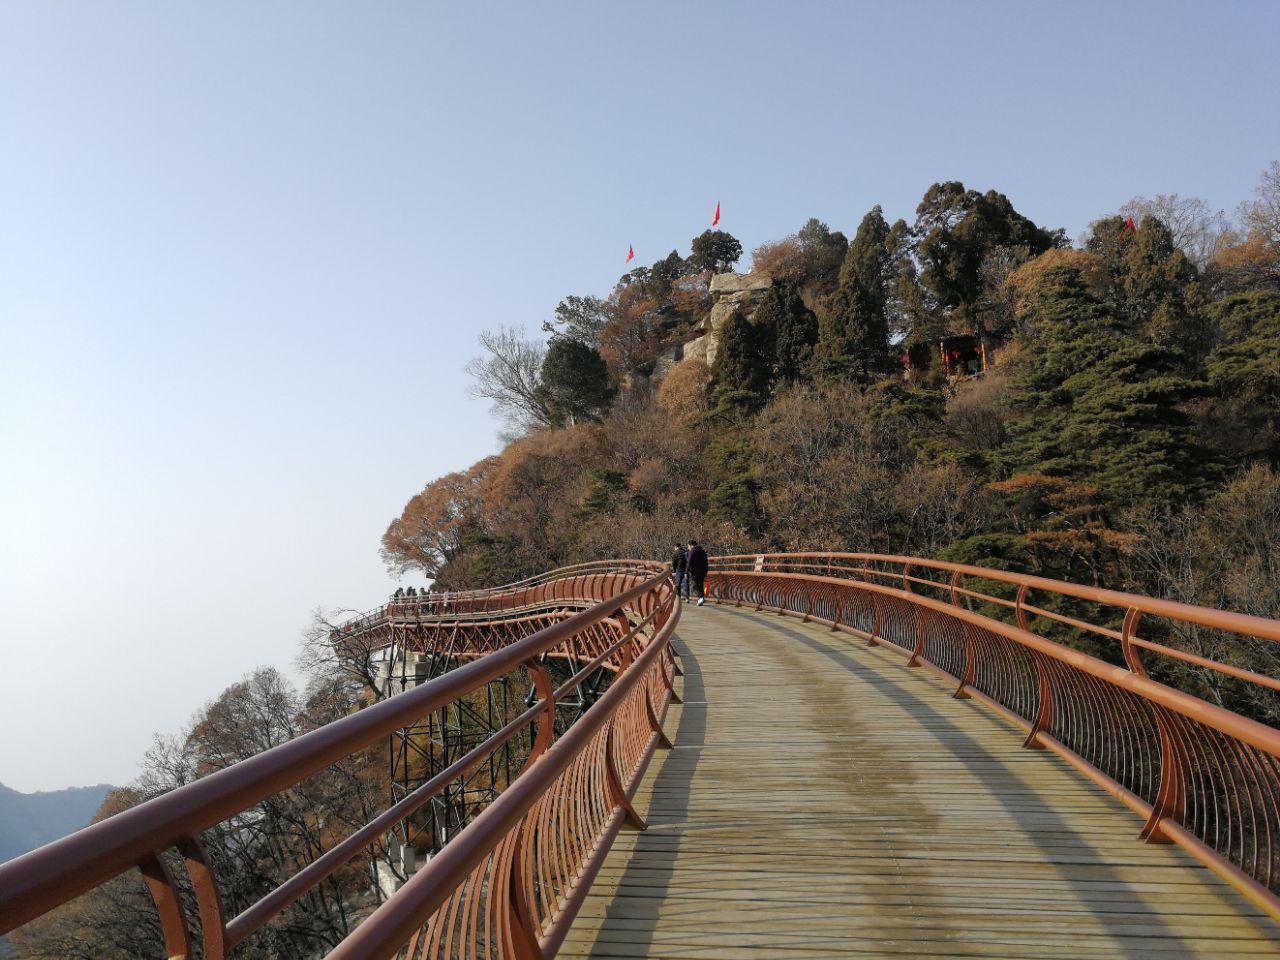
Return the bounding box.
[906,608,925,667]
[644,670,674,749]
[604,722,647,830]
[139,853,194,960]
[1021,656,1053,749]
[1015,584,1031,631]
[518,660,557,778]
[1140,711,1187,844]
[953,622,977,700]
[1121,607,1147,677]
[660,646,682,704]
[177,836,227,960]
[506,824,548,960]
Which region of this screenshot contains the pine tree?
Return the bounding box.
[914,182,1060,323]
[811,206,894,381]
[1002,266,1213,513]
[539,338,611,426]
[1122,217,1205,355]
[689,230,743,274]
[757,283,819,382]
[708,309,774,416]
[1203,291,1280,463]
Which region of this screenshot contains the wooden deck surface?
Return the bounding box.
[559,604,1280,959]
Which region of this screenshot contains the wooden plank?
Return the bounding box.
[558,605,1280,958]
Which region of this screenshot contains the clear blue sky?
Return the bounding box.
[1,1,1277,792]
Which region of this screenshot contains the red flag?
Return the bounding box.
[712,201,720,227]
[1125,216,1136,231]
[625,244,634,264]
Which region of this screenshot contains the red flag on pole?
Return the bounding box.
[625,244,634,264]
[1125,216,1136,231]
[712,201,720,227]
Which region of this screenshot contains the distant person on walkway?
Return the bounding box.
[671,543,690,602]
[393,587,404,599]
[687,540,709,606]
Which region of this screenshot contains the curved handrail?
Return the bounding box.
[713,552,1280,692]
[707,552,1280,923]
[351,560,666,629]
[0,562,680,959]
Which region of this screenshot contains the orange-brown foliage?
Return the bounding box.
[657,358,711,425]
[751,237,807,283]
[381,457,497,577]
[1005,249,1109,315]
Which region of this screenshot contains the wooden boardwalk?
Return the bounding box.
[560,605,1280,959]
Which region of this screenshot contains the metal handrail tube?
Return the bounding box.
[0,569,665,937]
[552,599,665,698]
[336,564,656,636]
[723,570,1280,756]
[324,593,677,960]
[1128,636,1280,694]
[717,553,1280,691]
[223,688,553,947]
[714,552,1280,643]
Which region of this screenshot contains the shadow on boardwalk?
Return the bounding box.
[561,606,1279,959]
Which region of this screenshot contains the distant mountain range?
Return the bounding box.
[0,781,114,865]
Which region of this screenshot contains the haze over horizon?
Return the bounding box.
[3,1,1279,793]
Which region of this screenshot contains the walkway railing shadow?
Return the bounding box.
[719,607,1277,955]
[708,553,1280,926]
[579,634,707,956]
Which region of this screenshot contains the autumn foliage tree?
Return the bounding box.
[381,458,495,584]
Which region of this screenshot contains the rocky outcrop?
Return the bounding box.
[708,272,774,296]
[703,271,772,366]
[640,271,774,385]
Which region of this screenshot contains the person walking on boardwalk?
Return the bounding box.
[686,540,709,606]
[671,543,690,602]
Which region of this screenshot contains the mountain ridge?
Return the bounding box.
[0,780,114,865]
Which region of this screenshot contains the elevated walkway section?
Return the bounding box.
[563,606,1280,959]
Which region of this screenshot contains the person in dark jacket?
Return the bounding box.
[686,540,709,606]
[671,543,690,602]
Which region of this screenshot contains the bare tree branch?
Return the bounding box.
[465,327,552,432]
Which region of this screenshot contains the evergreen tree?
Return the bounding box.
[757,283,819,382]
[1002,266,1213,513]
[708,309,774,416]
[543,294,611,347]
[1083,214,1135,317]
[539,338,611,426]
[689,229,743,274]
[706,437,763,534]
[1122,216,1205,355]
[914,182,1060,323]
[795,218,849,291]
[811,206,894,381]
[1203,292,1280,463]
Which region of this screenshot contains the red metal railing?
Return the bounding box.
[709,552,1280,923]
[0,562,679,959]
[8,549,1280,952]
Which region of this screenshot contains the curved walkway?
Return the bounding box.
[560,605,1280,959]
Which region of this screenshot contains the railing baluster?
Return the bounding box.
[139,852,194,960]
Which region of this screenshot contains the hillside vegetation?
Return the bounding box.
[384,168,1280,720]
